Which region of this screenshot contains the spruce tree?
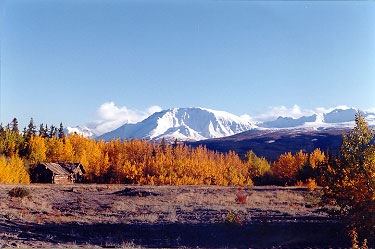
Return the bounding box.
[49,125,57,138]
[44,124,49,138]
[58,122,65,139]
[172,138,178,149]
[160,138,166,154]
[11,118,18,133]
[27,118,36,136]
[39,123,45,137]
[0,124,5,139]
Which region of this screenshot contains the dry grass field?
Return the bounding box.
[0,184,350,248]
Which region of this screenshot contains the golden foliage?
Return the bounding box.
[272,150,308,185]
[28,135,47,164]
[321,112,375,242]
[0,155,30,183]
[244,150,271,179]
[18,134,255,186]
[309,148,325,169]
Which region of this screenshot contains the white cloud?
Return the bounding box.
[147,105,163,114]
[240,114,256,123]
[89,102,162,135]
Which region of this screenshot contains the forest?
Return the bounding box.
[0,117,326,186]
[0,113,374,243]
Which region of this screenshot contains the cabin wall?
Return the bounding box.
[53,174,73,184]
[32,166,53,183]
[72,168,85,183]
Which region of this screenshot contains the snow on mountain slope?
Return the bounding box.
[258,115,317,128]
[259,108,375,130]
[323,108,358,123]
[66,126,96,138]
[67,106,375,140]
[98,107,257,141]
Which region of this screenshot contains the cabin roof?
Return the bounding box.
[38,163,84,175]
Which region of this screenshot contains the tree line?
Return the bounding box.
[0,117,327,186]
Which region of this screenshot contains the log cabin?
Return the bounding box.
[32,163,85,184]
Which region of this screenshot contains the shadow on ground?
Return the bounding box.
[4,219,350,248]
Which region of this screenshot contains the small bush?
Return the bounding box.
[295,180,304,187]
[235,194,247,204]
[350,229,368,249]
[224,211,243,226]
[294,178,317,191]
[8,187,30,198]
[305,178,317,191]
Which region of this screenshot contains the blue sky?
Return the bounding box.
[1,0,374,129]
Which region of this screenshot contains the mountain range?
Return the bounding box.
[67,107,375,142]
[66,106,374,159]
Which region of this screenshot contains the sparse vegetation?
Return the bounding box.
[224,210,243,226]
[8,186,30,198]
[235,193,247,204]
[0,184,350,248]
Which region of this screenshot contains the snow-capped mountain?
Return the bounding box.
[66,126,96,138]
[98,107,257,141]
[66,106,375,141]
[258,108,375,129]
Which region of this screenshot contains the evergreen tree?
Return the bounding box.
[11,118,18,133]
[44,124,49,138]
[172,138,178,148]
[22,127,27,137]
[39,123,47,138]
[172,138,178,154]
[0,124,5,139]
[27,118,37,136]
[22,118,35,151]
[58,122,65,139]
[49,125,57,138]
[160,138,166,154]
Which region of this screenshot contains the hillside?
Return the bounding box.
[186,128,348,160]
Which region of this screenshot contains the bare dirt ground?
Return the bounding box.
[0,184,350,248]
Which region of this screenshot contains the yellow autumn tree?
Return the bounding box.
[272,150,308,185]
[28,135,47,164]
[0,155,30,183]
[321,112,375,243]
[309,148,325,169]
[244,150,271,179]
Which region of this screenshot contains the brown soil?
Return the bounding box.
[0,184,350,248]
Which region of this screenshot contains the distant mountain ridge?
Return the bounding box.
[258,108,375,129]
[67,107,375,142]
